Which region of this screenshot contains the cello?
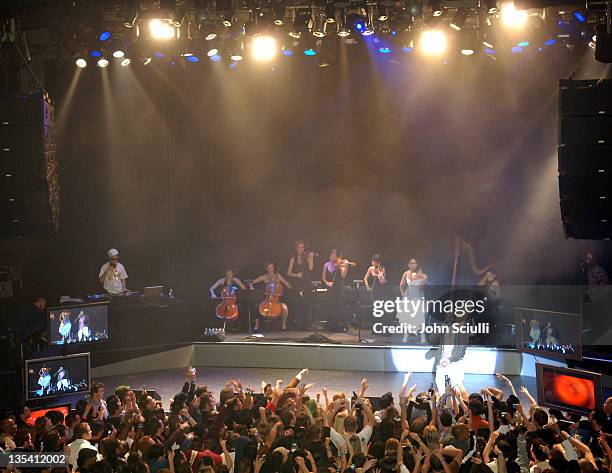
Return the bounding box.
[215,287,239,321]
[258,280,284,319]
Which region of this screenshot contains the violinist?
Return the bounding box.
[363,254,387,300]
[250,262,293,331]
[209,269,247,299]
[287,240,315,329]
[322,249,354,332]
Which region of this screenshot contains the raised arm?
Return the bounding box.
[496,373,517,397]
[519,386,537,407]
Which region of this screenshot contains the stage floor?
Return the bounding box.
[95,367,536,408]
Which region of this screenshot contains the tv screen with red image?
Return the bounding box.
[26,404,71,426]
[536,363,603,415]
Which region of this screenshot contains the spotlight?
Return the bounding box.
[460,48,474,55]
[99,31,112,41]
[76,58,87,68]
[408,0,423,17]
[430,0,443,17]
[486,0,498,13]
[378,1,393,21]
[121,58,131,66]
[361,5,375,35]
[97,58,109,67]
[89,50,103,58]
[217,0,235,26]
[420,29,447,55]
[143,57,152,65]
[274,0,286,25]
[312,11,326,37]
[458,27,478,55]
[149,19,177,39]
[112,50,125,58]
[501,3,528,28]
[335,4,351,36]
[207,48,220,56]
[450,9,469,30]
[290,7,312,38]
[251,35,277,60]
[230,54,244,61]
[186,55,199,62]
[304,48,317,55]
[325,2,336,22]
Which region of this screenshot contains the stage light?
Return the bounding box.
[97,58,109,68]
[112,50,125,58]
[76,58,87,68]
[378,46,392,53]
[90,50,103,58]
[461,48,474,55]
[282,48,294,56]
[544,38,556,45]
[252,35,277,60]
[430,0,444,17]
[312,11,326,37]
[450,9,469,30]
[501,3,528,28]
[121,58,131,66]
[207,48,219,56]
[420,29,447,55]
[304,48,317,55]
[210,54,222,61]
[290,7,312,39]
[99,31,112,41]
[408,0,423,17]
[143,57,152,65]
[573,11,586,22]
[325,3,336,22]
[274,1,286,25]
[230,54,244,61]
[149,19,176,39]
[484,47,495,54]
[517,40,529,46]
[186,55,199,62]
[401,46,414,52]
[511,45,523,52]
[154,51,165,58]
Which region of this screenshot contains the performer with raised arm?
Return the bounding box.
[287,240,315,329]
[398,258,428,343]
[250,263,293,331]
[322,249,354,332]
[209,269,247,299]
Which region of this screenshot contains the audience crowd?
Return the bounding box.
[1,369,611,473]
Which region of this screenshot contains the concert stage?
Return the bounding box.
[90,332,560,379]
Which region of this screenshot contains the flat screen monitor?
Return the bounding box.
[47,302,109,346]
[25,353,90,401]
[515,307,582,361]
[536,363,602,415]
[26,404,71,426]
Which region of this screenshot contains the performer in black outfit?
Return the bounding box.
[322,249,354,332]
[363,254,387,302]
[287,240,315,329]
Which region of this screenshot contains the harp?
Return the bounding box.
[451,237,492,287]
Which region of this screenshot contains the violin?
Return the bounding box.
[215,287,239,321]
[258,279,284,319]
[334,258,357,268]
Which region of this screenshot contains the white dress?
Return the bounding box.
[398,273,426,342]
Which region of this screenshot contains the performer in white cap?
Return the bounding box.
[99,248,128,295]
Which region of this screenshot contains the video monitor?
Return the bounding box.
[47,302,109,345]
[25,353,90,401]
[536,363,602,415]
[515,307,582,361]
[26,404,71,426]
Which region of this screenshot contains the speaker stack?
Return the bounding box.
[0,92,60,238]
[558,79,612,239]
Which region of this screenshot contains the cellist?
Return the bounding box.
[209,269,247,299]
[250,262,293,331]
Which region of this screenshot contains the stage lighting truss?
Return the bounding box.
[78,0,606,68]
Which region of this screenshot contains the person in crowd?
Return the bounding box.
[1,365,610,473]
[99,248,128,295]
